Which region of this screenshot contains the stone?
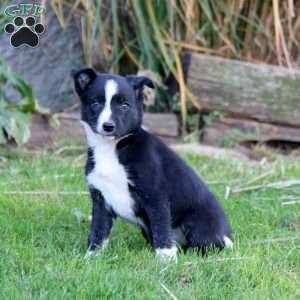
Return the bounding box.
[0,1,85,112]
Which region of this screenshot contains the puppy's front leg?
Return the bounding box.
[86,189,115,258]
[146,204,177,262]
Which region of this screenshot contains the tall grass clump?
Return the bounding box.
[50,0,300,128]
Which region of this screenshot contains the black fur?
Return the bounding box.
[72,69,233,255]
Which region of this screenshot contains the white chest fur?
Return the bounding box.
[82,122,137,223]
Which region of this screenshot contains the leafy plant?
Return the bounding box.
[0,59,44,145]
[220,127,261,148]
[203,111,224,128]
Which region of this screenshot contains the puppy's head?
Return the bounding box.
[72,68,154,139]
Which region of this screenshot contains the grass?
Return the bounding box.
[0,145,300,299]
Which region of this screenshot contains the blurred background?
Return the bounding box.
[0,0,299,159]
[1,2,300,298]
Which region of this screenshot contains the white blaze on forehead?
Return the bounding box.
[97,79,118,130]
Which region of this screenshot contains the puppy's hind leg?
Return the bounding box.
[183,217,233,255]
[145,204,177,261]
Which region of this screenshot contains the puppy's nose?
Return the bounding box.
[102,122,115,133]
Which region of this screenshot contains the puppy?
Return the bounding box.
[72,68,233,261]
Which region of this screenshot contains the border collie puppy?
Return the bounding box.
[72,68,233,261]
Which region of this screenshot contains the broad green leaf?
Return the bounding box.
[0,57,42,145]
[6,110,31,145]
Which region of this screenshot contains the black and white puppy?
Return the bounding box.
[72,68,233,261]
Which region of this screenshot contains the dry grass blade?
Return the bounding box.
[251,236,300,244]
[272,0,282,65]
[272,0,292,68]
[164,39,221,55]
[232,180,300,193]
[282,200,300,206]
[174,49,187,134]
[160,282,178,300]
[0,173,81,186]
[52,146,85,156]
[288,0,295,17]
[1,191,89,196]
[235,169,275,189]
[184,256,255,264]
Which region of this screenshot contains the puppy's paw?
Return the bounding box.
[223,236,233,248]
[84,239,109,259]
[156,246,177,263]
[84,249,100,259]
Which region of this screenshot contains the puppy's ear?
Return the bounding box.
[126,75,154,90]
[71,68,97,95]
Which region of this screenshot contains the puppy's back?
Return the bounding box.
[143,130,232,238]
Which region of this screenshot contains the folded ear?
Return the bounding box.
[126,75,154,90]
[71,68,97,95]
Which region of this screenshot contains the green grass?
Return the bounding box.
[0,146,299,299]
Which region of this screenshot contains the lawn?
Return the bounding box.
[0,145,299,299]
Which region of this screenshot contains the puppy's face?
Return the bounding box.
[72,69,154,139]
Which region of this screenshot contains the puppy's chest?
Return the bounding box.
[87,143,138,223]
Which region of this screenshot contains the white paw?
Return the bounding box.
[84,249,100,259]
[84,239,109,259]
[224,236,233,248]
[156,246,177,262]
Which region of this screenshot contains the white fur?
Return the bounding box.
[100,238,109,250]
[156,246,178,262]
[97,80,118,131]
[84,238,109,259]
[81,121,141,226]
[224,236,233,248]
[84,250,99,259]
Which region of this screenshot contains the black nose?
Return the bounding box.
[102,122,115,133]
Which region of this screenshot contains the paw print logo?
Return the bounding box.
[4,16,45,48]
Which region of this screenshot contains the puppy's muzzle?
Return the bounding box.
[102,121,115,133]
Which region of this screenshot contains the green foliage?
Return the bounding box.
[0,148,299,298]
[0,59,43,145]
[220,128,261,148]
[203,111,224,128]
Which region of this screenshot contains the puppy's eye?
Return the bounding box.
[90,102,102,112]
[120,103,130,111]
